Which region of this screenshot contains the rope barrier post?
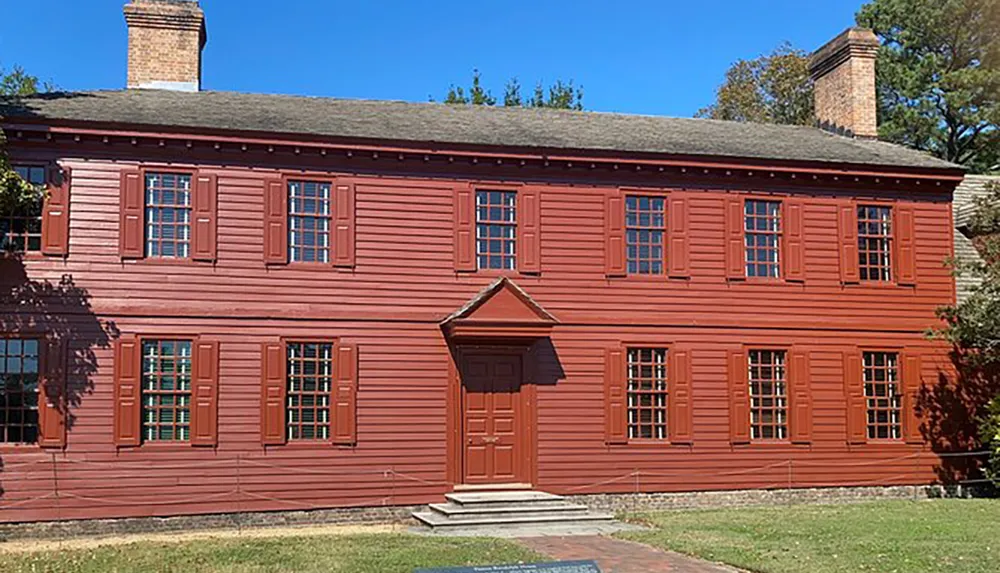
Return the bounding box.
[235,453,243,535]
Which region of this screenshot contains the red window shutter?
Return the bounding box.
[728,349,750,444]
[333,179,356,268]
[896,204,917,285]
[605,189,626,277]
[41,165,71,257]
[604,347,627,444]
[724,196,745,280]
[669,348,694,443]
[119,169,144,259]
[668,195,691,278]
[517,187,542,274]
[38,338,67,448]
[789,349,812,444]
[838,201,860,283]
[902,350,923,444]
[114,336,141,447]
[332,342,358,445]
[191,172,218,262]
[263,179,288,264]
[261,342,286,445]
[844,350,867,444]
[785,198,806,282]
[191,340,219,447]
[454,183,476,272]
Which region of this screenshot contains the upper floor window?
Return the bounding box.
[625,195,666,275]
[142,339,192,442]
[748,349,787,440]
[0,338,40,444]
[286,341,333,440]
[858,205,892,282]
[145,172,192,258]
[289,180,332,263]
[863,351,901,440]
[1,165,45,253]
[476,190,516,270]
[745,199,781,278]
[626,347,668,440]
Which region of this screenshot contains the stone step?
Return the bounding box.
[444,490,564,507]
[427,502,591,519]
[411,509,615,529]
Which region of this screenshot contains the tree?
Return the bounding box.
[696,43,814,126]
[444,70,584,110]
[0,65,47,242]
[858,0,1000,173]
[935,180,1000,483]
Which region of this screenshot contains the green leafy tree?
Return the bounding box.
[0,65,47,248]
[935,180,1000,483]
[697,43,814,125]
[858,0,1000,173]
[445,70,583,110]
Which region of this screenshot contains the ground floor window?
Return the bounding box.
[142,339,193,441]
[626,347,668,440]
[0,338,40,443]
[748,349,787,440]
[286,341,334,440]
[863,351,901,440]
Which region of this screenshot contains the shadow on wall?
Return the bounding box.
[924,350,1000,486]
[0,256,118,498]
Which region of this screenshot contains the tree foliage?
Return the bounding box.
[935,180,1000,483]
[0,65,46,230]
[696,43,814,126]
[444,70,584,110]
[858,0,1000,173]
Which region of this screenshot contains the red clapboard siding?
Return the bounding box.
[0,145,960,524]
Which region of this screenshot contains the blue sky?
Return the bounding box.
[1,0,864,117]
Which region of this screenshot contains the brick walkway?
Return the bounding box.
[519,535,740,573]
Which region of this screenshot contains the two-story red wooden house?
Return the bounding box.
[0,1,966,525]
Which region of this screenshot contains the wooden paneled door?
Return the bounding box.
[460,351,526,485]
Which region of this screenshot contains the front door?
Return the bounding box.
[461,351,523,484]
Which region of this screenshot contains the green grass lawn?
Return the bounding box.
[619,499,1000,573]
[0,533,542,573]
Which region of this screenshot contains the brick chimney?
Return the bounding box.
[124,0,206,91]
[809,27,880,139]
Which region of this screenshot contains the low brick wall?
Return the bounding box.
[0,484,991,542]
[571,484,989,514]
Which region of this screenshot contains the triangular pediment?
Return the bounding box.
[442,278,557,337]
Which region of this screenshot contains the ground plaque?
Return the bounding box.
[415,560,601,573]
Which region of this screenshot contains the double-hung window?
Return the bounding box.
[476,190,517,270]
[145,172,192,258]
[626,347,668,440]
[747,349,787,440]
[141,339,193,442]
[286,341,334,440]
[857,205,893,282]
[744,199,782,278]
[0,338,40,444]
[625,196,666,275]
[1,166,45,253]
[288,180,332,263]
[863,351,901,440]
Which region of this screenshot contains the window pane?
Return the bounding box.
[858,205,893,282]
[289,181,332,263]
[748,350,788,440]
[0,338,41,443]
[626,348,668,440]
[863,352,901,439]
[1,166,45,253]
[625,195,667,275]
[145,173,192,259]
[475,190,517,270]
[744,200,781,278]
[286,341,334,440]
[141,339,193,442]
